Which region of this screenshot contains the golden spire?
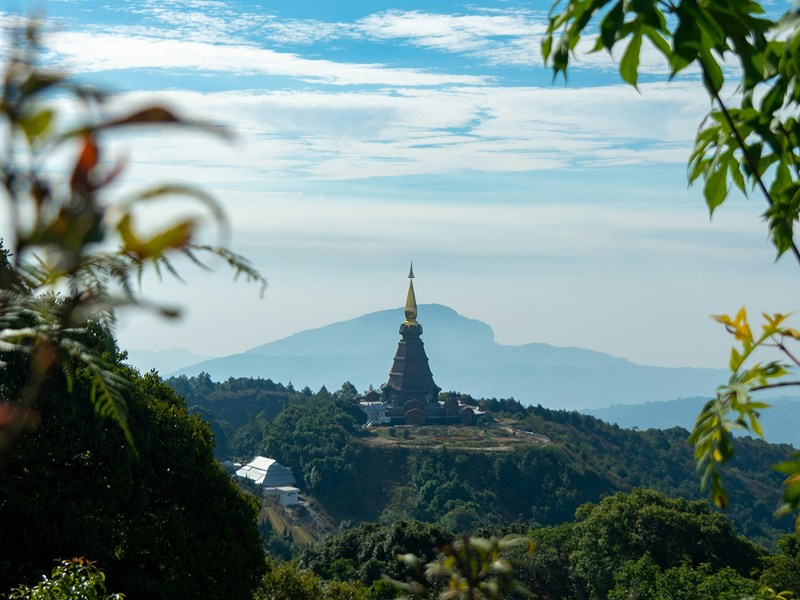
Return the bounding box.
[404,262,418,324]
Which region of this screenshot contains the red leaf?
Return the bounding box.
[70,135,99,195]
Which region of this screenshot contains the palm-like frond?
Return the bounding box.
[0,289,133,447]
[188,244,267,297]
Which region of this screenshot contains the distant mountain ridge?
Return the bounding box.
[586,396,800,447]
[171,304,727,410]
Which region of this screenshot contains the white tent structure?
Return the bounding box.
[235,456,296,488]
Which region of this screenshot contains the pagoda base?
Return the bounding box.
[384,402,476,426]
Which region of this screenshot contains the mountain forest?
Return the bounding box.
[5,357,800,599]
[3,0,800,598]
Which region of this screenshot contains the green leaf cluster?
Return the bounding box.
[543,0,800,260]
[687,308,800,530]
[8,558,123,600]
[569,489,762,597]
[396,535,534,599]
[259,391,363,495]
[300,521,453,585]
[255,558,374,600]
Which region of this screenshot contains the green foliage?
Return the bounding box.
[300,521,453,585]
[335,382,360,403]
[543,0,800,531]
[512,524,576,600]
[609,556,766,600]
[290,489,800,599]
[568,489,763,598]
[368,579,405,600]
[760,535,800,597]
[394,535,534,599]
[257,560,326,600]
[168,374,295,432]
[688,309,800,530]
[256,559,370,600]
[0,332,266,599]
[167,373,302,460]
[543,0,797,254]
[260,393,362,496]
[0,19,264,461]
[8,558,123,600]
[264,531,299,562]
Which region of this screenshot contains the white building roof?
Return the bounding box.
[249,456,277,471]
[235,456,296,487]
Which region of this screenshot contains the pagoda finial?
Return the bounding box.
[404,264,418,324]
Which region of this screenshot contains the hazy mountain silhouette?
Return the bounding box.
[586,396,800,447]
[171,304,727,410]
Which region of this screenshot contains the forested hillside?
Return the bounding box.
[296,490,794,600]
[136,373,800,599]
[8,353,800,599]
[0,340,266,599]
[171,375,795,547]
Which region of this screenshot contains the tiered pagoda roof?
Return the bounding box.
[381,264,441,406]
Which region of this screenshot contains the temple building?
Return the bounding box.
[380,265,475,426]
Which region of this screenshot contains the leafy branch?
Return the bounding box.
[0,19,265,460]
[688,309,799,512]
[542,0,800,528]
[8,557,124,600]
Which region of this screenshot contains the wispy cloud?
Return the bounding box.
[38,4,528,82]
[49,31,486,86]
[260,18,353,46]
[356,10,541,53]
[253,9,681,75]
[92,79,710,191]
[16,0,758,371]
[86,4,551,69]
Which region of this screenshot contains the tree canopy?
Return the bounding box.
[0,331,266,599]
[568,489,763,597]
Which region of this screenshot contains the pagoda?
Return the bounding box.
[381,265,447,425]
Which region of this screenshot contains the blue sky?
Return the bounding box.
[4,0,798,369]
